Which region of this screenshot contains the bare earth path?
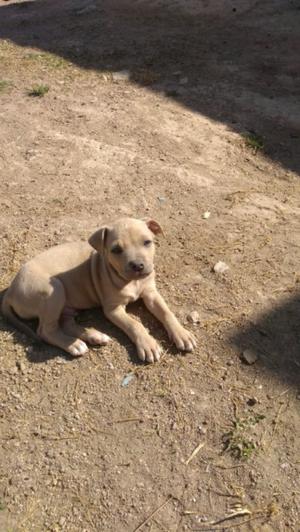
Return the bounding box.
[0,1,299,530]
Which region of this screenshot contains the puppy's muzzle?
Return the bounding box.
[129,261,144,273]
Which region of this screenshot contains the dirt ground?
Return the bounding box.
[0,0,300,530]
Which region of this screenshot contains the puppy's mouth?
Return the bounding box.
[131,270,152,279]
[125,269,152,280]
[109,262,152,282]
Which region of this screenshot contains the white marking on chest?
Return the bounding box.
[121,281,142,304]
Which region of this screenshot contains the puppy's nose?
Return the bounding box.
[129,261,144,272]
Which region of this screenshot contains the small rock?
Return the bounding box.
[247,397,258,406]
[179,76,188,85]
[121,373,135,387]
[112,70,130,82]
[16,360,26,373]
[158,196,166,203]
[76,6,97,16]
[280,462,290,471]
[202,211,211,219]
[213,260,229,274]
[187,310,200,324]
[75,2,97,15]
[241,348,258,365]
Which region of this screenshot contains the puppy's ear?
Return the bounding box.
[146,219,164,236]
[88,226,110,253]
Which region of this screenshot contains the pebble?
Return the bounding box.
[75,2,97,15]
[179,76,188,85]
[241,348,258,365]
[247,397,258,406]
[56,358,67,364]
[121,373,135,387]
[187,310,200,324]
[112,70,130,82]
[280,462,290,470]
[202,211,211,219]
[249,470,256,483]
[213,260,229,274]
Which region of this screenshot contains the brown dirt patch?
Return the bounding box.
[0,1,299,530]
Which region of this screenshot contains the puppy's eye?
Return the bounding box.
[111,244,123,254]
[144,240,152,247]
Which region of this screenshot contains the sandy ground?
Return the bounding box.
[0,0,300,530]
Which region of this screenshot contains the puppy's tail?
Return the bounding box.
[1,291,41,343]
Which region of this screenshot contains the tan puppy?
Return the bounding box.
[2,218,196,362]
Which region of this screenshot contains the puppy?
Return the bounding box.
[2,218,196,362]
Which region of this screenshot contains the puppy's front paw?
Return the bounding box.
[168,325,197,352]
[136,335,162,364]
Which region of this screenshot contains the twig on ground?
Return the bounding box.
[199,457,246,470]
[111,417,143,424]
[192,514,264,531]
[133,497,173,532]
[185,442,205,465]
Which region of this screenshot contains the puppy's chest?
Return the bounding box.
[120,282,142,304]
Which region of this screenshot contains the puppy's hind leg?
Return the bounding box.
[61,317,111,347]
[37,278,88,357]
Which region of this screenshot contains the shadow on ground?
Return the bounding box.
[229,293,300,389]
[0,294,174,364]
[0,0,299,173]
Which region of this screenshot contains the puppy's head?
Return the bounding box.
[89,218,163,281]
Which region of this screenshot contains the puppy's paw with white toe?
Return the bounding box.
[84,329,111,346]
[68,339,89,357]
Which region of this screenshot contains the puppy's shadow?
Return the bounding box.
[0,295,177,364]
[128,300,183,357]
[78,301,181,362]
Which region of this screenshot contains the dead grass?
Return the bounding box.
[27,84,49,97]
